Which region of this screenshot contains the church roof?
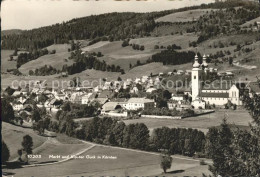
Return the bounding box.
[202,82,234,90]
[200,92,229,98]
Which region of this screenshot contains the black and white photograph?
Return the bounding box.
[1,0,260,176]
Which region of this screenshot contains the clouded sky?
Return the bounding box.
[1,0,214,30]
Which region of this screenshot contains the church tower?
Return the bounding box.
[202,54,209,74]
[192,54,202,101]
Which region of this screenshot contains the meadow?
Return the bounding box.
[155,9,215,23]
[3,145,212,177]
[123,108,252,134]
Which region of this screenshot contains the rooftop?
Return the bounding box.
[127,98,154,103]
[200,92,229,98]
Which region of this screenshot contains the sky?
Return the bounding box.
[1,0,214,30]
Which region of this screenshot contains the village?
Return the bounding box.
[3,54,260,123]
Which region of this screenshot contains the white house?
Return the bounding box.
[81,93,93,104]
[192,98,206,109]
[171,94,184,101]
[125,98,154,110]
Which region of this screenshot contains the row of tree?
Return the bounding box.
[63,49,125,75]
[148,50,196,66]
[16,49,49,68]
[206,92,260,176]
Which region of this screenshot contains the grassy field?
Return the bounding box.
[2,122,48,160]
[1,50,16,72]
[19,53,73,75]
[83,41,157,70]
[2,122,93,164]
[129,34,198,50]
[1,69,121,90]
[155,9,214,23]
[122,62,192,80]
[3,145,211,177]
[32,142,91,163]
[123,109,252,134]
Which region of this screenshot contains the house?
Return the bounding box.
[81,93,94,104]
[192,98,206,109]
[12,101,24,111]
[101,102,124,114]
[125,98,154,110]
[146,88,157,93]
[135,78,141,84]
[141,76,149,83]
[130,86,139,94]
[61,72,68,77]
[171,94,184,101]
[103,81,112,90]
[168,101,192,110]
[98,90,114,99]
[47,99,62,109]
[177,70,184,75]
[12,90,22,97]
[185,70,192,75]
[69,94,82,104]
[94,97,109,106]
[159,72,164,76]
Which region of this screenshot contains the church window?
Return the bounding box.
[194,76,196,79]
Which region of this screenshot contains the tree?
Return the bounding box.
[21,135,33,163]
[163,90,171,100]
[160,152,173,173]
[1,99,15,122]
[2,141,10,164]
[29,70,34,75]
[122,40,129,47]
[229,57,233,66]
[5,86,15,96]
[32,109,41,122]
[17,149,23,162]
[208,118,233,176]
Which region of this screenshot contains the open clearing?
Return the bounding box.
[123,109,252,134]
[155,9,214,23]
[3,145,211,177]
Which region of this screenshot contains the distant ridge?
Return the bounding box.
[1,29,23,36]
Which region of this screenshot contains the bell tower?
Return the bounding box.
[192,54,202,101]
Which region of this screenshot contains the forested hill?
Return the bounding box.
[1,0,259,50]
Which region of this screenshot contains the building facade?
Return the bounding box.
[191,54,242,106]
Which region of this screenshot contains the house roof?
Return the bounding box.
[98,90,114,99]
[202,81,234,90]
[102,102,122,112]
[110,98,129,102]
[200,92,229,98]
[95,98,108,105]
[127,98,154,103]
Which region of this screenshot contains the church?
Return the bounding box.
[191,54,242,108]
